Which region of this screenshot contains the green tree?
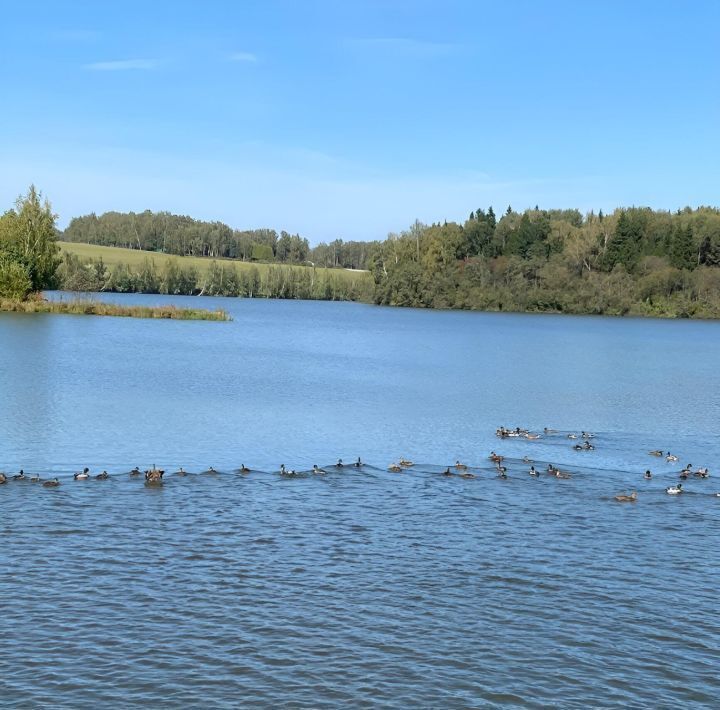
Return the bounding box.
[0,185,60,294]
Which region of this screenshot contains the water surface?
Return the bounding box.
[1,294,719,707]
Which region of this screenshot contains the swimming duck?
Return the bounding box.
[543,427,558,434]
[573,444,584,451]
[649,450,663,457]
[74,468,90,480]
[529,466,539,477]
[399,458,413,467]
[129,466,141,476]
[0,472,7,484]
[666,453,679,462]
[666,484,683,495]
[442,467,454,476]
[43,478,60,487]
[95,470,109,480]
[522,456,534,464]
[174,467,188,476]
[145,468,164,483]
[388,464,402,472]
[525,433,540,440]
[312,465,327,474]
[489,452,504,463]
[30,473,42,483]
[279,464,287,475]
[13,470,26,481]
[695,467,710,478]
[336,459,344,468]
[615,491,637,503]
[354,457,363,468]
[582,441,595,450]
[643,470,652,480]
[455,460,468,471]
[567,434,578,440]
[555,470,572,479]
[581,431,595,439]
[497,470,508,479]
[460,471,476,479]
[238,465,250,474]
[206,466,217,474]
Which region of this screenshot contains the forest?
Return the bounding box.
[5,190,720,318]
[369,206,720,317]
[63,210,375,270]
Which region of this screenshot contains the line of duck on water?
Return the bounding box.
[1,450,716,500]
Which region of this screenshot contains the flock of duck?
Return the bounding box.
[0,429,716,500]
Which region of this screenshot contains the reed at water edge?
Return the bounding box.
[0,296,231,321]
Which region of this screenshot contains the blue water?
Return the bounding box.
[1,293,719,707]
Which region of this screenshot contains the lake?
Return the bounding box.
[1,293,719,707]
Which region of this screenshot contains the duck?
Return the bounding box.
[529,466,539,477]
[0,472,7,484]
[488,452,504,463]
[43,478,60,487]
[354,457,363,468]
[522,456,534,464]
[615,491,637,503]
[679,470,689,480]
[525,433,540,440]
[543,427,558,434]
[399,458,413,467]
[238,465,250,474]
[388,464,402,472]
[145,467,164,483]
[581,431,595,439]
[696,467,710,478]
[460,471,476,479]
[442,467,454,476]
[555,470,572,479]
[30,473,42,483]
[582,441,595,450]
[13,469,26,481]
[206,466,217,475]
[666,453,679,462]
[643,470,652,480]
[336,459,344,468]
[567,433,578,440]
[573,444,584,451]
[666,484,683,495]
[129,466,141,476]
[74,468,90,480]
[649,450,663,457]
[497,470,508,479]
[312,465,327,474]
[95,470,109,480]
[279,464,287,475]
[455,460,468,471]
[174,467,189,476]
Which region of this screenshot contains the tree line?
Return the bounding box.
[57,252,372,302]
[369,206,720,317]
[63,210,377,270]
[5,186,720,318]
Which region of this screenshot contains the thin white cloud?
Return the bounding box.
[227,51,258,63]
[84,59,157,71]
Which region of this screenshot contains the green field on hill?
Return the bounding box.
[58,241,369,284]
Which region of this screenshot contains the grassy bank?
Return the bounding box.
[0,297,231,321]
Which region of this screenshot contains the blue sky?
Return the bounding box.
[1,0,718,242]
